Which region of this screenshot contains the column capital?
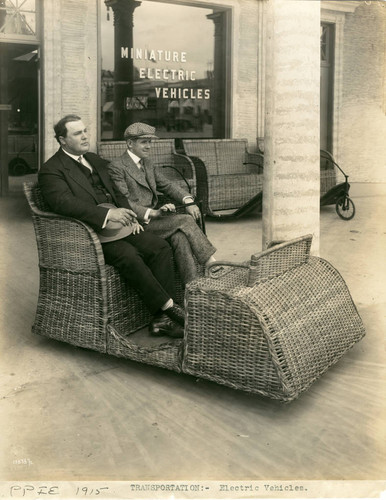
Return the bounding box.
[105,0,141,27]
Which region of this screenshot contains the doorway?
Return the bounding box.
[320,22,335,153]
[0,42,40,195]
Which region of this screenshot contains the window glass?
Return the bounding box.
[0,0,37,40]
[100,0,226,140]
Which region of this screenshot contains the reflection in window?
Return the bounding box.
[100,0,227,140]
[0,0,37,38]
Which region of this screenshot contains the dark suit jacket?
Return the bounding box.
[38,148,131,232]
[108,152,190,221]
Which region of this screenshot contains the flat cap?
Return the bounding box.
[124,122,158,139]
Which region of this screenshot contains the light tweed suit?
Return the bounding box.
[108,151,216,284]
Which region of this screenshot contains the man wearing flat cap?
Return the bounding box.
[39,114,186,339]
[108,122,217,285]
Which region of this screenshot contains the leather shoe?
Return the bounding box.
[164,303,185,326]
[149,313,184,338]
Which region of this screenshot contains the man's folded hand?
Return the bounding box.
[107,207,138,225]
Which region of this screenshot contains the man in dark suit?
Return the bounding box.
[38,114,184,338]
[108,122,217,285]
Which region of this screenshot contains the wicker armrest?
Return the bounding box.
[205,261,248,278]
[32,213,106,273]
[247,235,312,285]
[173,152,195,180]
[245,152,264,173]
[182,155,210,216]
[24,181,105,273]
[161,165,193,194]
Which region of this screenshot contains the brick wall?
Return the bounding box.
[339,2,386,182]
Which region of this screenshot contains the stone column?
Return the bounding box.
[263,0,321,253]
[207,12,226,138]
[43,0,98,160]
[0,44,9,195]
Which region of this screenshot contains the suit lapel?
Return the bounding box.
[142,158,158,196]
[59,150,98,202]
[122,152,153,192]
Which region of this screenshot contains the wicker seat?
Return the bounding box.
[182,139,264,217]
[98,139,196,196]
[24,181,194,372]
[183,235,366,402]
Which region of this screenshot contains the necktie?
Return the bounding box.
[78,156,92,173]
[138,159,144,169]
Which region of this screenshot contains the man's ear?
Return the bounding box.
[58,136,65,146]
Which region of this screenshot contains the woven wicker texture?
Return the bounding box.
[247,235,312,285]
[183,140,218,175]
[24,182,188,370]
[209,175,263,211]
[25,183,109,351]
[183,236,365,402]
[97,141,127,161]
[107,325,183,372]
[180,142,346,214]
[320,168,347,197]
[182,139,263,212]
[105,257,186,337]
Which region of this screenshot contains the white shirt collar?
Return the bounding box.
[127,149,142,168]
[62,149,92,171]
[62,149,83,162]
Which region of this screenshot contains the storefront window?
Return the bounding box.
[0,0,38,41]
[100,0,228,140]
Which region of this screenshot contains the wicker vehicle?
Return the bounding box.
[320,149,356,220]
[181,142,355,221]
[182,139,264,219]
[24,180,365,403]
